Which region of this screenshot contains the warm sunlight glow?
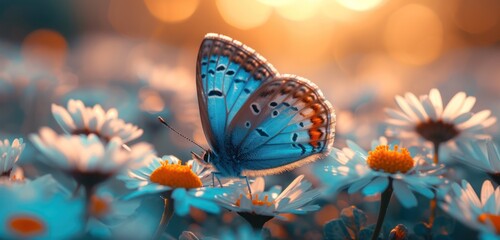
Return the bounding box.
[276,0,322,21]
[216,0,272,29]
[384,4,443,66]
[144,0,200,23]
[258,0,293,7]
[22,29,67,69]
[336,0,386,11]
[452,0,499,34]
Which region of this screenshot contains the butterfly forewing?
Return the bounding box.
[227,75,336,176]
[196,33,278,153]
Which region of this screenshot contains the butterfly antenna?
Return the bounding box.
[157,116,208,152]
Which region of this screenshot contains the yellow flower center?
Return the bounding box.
[8,215,45,237]
[478,213,500,234]
[150,161,202,189]
[90,196,110,218]
[235,194,274,207]
[366,145,414,174]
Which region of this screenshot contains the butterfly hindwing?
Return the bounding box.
[196,34,278,153]
[227,75,336,176]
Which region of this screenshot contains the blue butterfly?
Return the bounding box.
[193,33,336,177]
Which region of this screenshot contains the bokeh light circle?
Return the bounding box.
[276,0,321,21]
[384,4,443,66]
[452,0,499,34]
[22,29,68,69]
[144,0,199,23]
[216,0,272,29]
[336,0,386,11]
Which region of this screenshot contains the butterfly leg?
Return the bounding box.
[239,176,253,196]
[211,172,223,188]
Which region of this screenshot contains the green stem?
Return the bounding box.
[153,194,174,240]
[371,179,393,240]
[427,142,440,228]
[432,142,440,164]
[83,185,95,225]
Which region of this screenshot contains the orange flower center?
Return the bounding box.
[367,145,414,174]
[150,161,202,189]
[478,213,500,234]
[8,215,45,237]
[90,196,110,218]
[235,194,274,207]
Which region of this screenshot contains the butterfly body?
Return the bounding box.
[195,33,336,177]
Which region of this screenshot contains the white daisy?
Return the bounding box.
[215,175,321,219]
[455,139,500,176]
[30,127,153,190]
[0,175,85,239]
[385,88,496,147]
[52,99,143,144]
[441,180,500,238]
[0,138,25,177]
[85,190,140,238]
[119,155,224,216]
[319,138,444,208]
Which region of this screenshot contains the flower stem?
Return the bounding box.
[83,185,95,224]
[432,141,440,164]
[427,142,440,228]
[153,193,174,240]
[488,173,500,186]
[371,178,393,240]
[237,212,273,232]
[72,183,81,198]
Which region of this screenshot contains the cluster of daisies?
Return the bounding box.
[0,99,319,239]
[1,88,499,239]
[318,89,499,239]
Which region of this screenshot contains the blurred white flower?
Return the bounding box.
[216,175,320,218]
[85,190,140,239]
[386,89,496,146]
[318,138,444,208]
[0,138,24,177]
[0,175,84,239]
[52,99,143,144]
[119,155,225,216]
[30,127,153,189]
[455,139,500,175]
[441,180,500,238]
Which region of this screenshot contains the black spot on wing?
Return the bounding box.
[245,121,251,128]
[291,106,299,111]
[226,70,235,76]
[208,69,215,76]
[235,78,246,83]
[272,110,279,117]
[269,102,278,107]
[208,90,223,97]
[244,88,251,94]
[251,103,260,114]
[216,65,226,71]
[256,128,269,137]
[201,74,206,79]
[297,144,306,155]
[299,122,304,127]
[292,133,298,142]
[282,102,290,107]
